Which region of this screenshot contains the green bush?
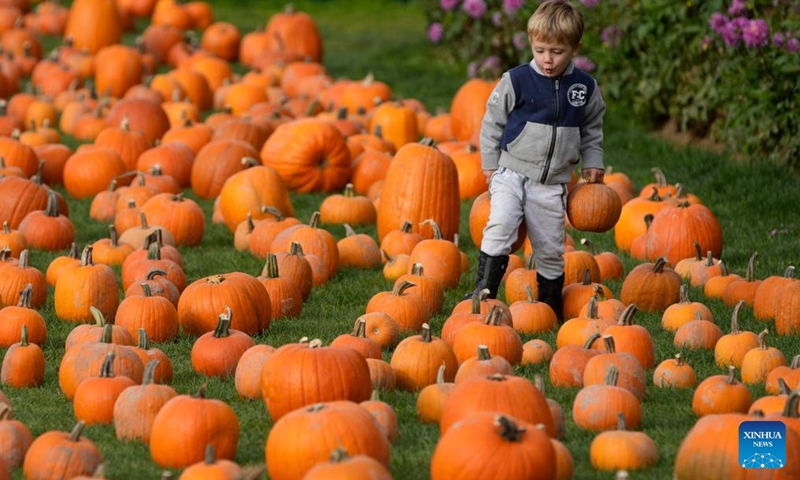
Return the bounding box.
[424,0,800,168]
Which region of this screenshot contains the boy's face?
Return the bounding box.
[530,36,582,78]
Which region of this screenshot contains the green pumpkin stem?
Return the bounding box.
[212,307,233,339]
[69,421,87,442]
[142,359,160,385]
[99,351,116,378]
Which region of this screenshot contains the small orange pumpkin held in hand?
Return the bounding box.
[566,181,622,233]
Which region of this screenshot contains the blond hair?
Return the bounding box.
[527,1,584,47]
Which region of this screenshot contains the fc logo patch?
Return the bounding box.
[739,420,786,469]
[567,83,588,107]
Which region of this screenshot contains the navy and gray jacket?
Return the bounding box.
[479,60,605,185]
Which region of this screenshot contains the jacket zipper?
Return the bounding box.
[540,77,560,183]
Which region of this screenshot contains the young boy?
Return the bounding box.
[465,0,606,322]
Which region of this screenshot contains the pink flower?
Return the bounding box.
[581,0,601,7]
[573,56,596,72]
[710,13,728,35]
[601,25,621,48]
[440,0,459,11]
[462,0,487,19]
[428,22,444,43]
[503,0,524,15]
[513,32,528,51]
[492,11,503,27]
[787,37,800,53]
[772,32,785,48]
[742,19,769,48]
[728,0,747,17]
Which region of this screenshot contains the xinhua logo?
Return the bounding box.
[739,421,786,469]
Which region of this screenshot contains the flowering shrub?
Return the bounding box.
[424,0,800,168]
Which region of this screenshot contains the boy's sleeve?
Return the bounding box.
[479,73,515,171]
[580,79,606,170]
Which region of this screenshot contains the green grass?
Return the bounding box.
[3,1,800,479]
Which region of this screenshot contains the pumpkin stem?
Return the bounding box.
[524,284,535,303]
[18,324,29,347]
[533,374,546,394]
[44,191,59,217]
[679,283,690,304]
[0,404,12,421]
[142,359,160,386]
[494,415,526,442]
[781,389,800,418]
[420,137,435,147]
[524,253,536,270]
[399,220,413,233]
[604,364,620,386]
[137,328,150,350]
[602,335,616,354]
[419,218,443,239]
[89,305,107,327]
[392,279,416,296]
[580,268,592,285]
[757,329,770,350]
[108,224,120,247]
[343,223,356,237]
[213,308,233,339]
[18,249,30,269]
[726,365,739,385]
[69,421,87,442]
[192,384,208,399]
[352,318,367,338]
[791,355,800,369]
[651,167,668,187]
[585,296,599,319]
[616,411,627,431]
[146,269,167,281]
[653,257,669,273]
[329,447,350,463]
[99,351,116,378]
[691,241,702,261]
[485,304,504,326]
[469,290,482,314]
[260,206,285,221]
[309,211,321,229]
[746,251,759,282]
[309,339,324,349]
[730,300,745,334]
[583,332,602,349]
[204,444,216,465]
[420,323,432,342]
[783,265,796,279]
[80,244,94,266]
[673,352,684,366]
[289,241,304,257]
[17,283,33,308]
[778,377,791,396]
[435,363,446,384]
[411,263,424,276]
[264,253,280,279]
[580,237,597,256]
[618,303,638,325]
[476,345,491,361]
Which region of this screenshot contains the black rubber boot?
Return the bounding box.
[462,251,509,300]
[537,272,565,323]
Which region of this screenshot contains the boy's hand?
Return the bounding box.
[483,169,497,183]
[581,168,604,184]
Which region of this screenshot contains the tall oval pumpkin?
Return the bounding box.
[377,140,460,242]
[63,0,123,54]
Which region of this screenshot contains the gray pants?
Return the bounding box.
[480,167,567,280]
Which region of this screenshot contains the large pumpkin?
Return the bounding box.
[449,78,497,142]
[260,118,351,193]
[63,0,123,54]
[377,139,460,242]
[644,202,724,266]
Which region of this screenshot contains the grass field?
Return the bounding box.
[3,1,800,479]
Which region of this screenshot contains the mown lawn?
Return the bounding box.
[3,1,800,479]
